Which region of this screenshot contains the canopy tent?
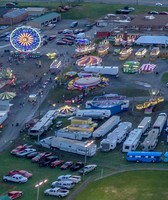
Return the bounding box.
[76,56,102,67]
[135,36,168,45]
[139,64,156,73]
[0,92,16,100]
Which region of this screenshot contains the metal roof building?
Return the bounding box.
[27,12,61,28]
[3,9,27,18]
[26,7,47,16]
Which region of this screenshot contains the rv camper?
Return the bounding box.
[137,117,151,134]
[28,110,57,136]
[100,122,132,151]
[122,128,143,152]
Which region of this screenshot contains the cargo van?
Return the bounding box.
[70,21,78,28]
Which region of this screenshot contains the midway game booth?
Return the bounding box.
[97,39,110,57]
[139,64,156,74]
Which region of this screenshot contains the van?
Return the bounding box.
[51,180,75,189]
[56,121,62,128]
[70,21,78,28]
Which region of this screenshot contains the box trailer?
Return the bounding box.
[76,109,111,119]
[141,129,160,151]
[93,115,121,138]
[152,113,167,134]
[84,66,119,76]
[51,137,97,157]
[122,128,143,152]
[137,117,151,134]
[55,128,92,140]
[100,122,132,151]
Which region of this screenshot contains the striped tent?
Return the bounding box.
[139,64,156,73]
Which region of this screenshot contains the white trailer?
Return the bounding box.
[84,66,119,76]
[28,110,57,136]
[141,129,160,151]
[152,113,167,134]
[51,137,97,157]
[137,117,151,134]
[0,111,8,125]
[55,128,92,140]
[122,128,143,152]
[100,122,132,151]
[93,115,120,138]
[76,109,111,119]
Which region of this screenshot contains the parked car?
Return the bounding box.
[39,156,58,167]
[56,40,67,45]
[155,2,162,6]
[32,152,52,163]
[48,35,57,41]
[148,11,159,15]
[8,191,23,200]
[15,148,36,157]
[62,36,74,41]
[3,174,28,183]
[159,11,168,15]
[60,161,74,170]
[70,162,84,171]
[78,164,97,174]
[124,6,135,11]
[51,180,75,189]
[70,21,78,28]
[44,187,69,197]
[57,175,81,184]
[26,151,39,159]
[8,170,32,178]
[50,160,64,168]
[62,29,73,34]
[57,30,63,34]
[11,144,32,155]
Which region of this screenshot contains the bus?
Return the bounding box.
[126,151,162,163]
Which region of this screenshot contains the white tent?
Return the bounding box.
[135,36,168,45]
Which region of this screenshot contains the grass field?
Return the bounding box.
[74,170,168,200]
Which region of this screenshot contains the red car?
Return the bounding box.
[50,160,64,168]
[8,170,32,178]
[8,191,23,200]
[32,152,52,163]
[60,161,74,170]
[11,144,32,155]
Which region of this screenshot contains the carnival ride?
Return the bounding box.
[136,97,164,111]
[67,76,109,90]
[10,26,41,53]
[135,48,147,60]
[57,105,77,117]
[119,47,133,60]
[139,64,156,73]
[0,67,16,89]
[97,40,110,57]
[76,56,102,67]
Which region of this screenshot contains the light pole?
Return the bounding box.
[35,179,48,200]
[83,140,94,181]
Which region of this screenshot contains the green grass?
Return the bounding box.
[74,170,168,200]
[161,72,168,83]
[0,1,165,20]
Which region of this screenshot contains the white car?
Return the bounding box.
[155,2,162,6]
[15,148,36,157]
[57,175,81,183]
[3,174,28,183]
[79,164,97,174]
[44,187,69,197]
[51,180,75,189]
